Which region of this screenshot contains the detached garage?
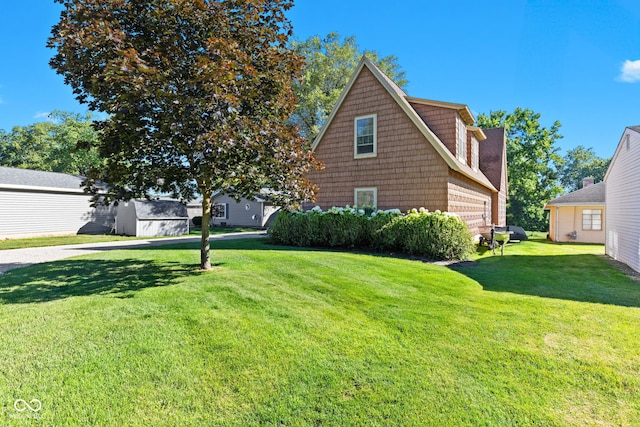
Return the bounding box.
[116,199,189,237]
[0,166,115,239]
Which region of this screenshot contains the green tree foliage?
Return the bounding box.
[477,108,563,231]
[557,145,611,193]
[291,32,407,142]
[0,111,103,175]
[49,0,320,270]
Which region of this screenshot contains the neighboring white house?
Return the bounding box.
[188,192,280,228]
[605,126,640,272]
[0,166,115,239]
[116,199,189,237]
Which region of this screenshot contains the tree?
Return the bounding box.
[477,108,563,231]
[291,32,407,142]
[557,146,611,193]
[0,111,103,175]
[49,0,320,270]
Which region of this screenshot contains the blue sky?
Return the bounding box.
[1,1,639,158]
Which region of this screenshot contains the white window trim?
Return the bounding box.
[354,187,378,208]
[471,138,479,172]
[457,119,467,164]
[213,203,228,219]
[354,114,377,159]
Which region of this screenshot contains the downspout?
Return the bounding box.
[555,208,559,242]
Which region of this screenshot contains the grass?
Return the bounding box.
[0,237,639,425]
[0,227,259,250]
[0,234,155,251]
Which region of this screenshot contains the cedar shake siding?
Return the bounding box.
[448,171,493,234]
[308,66,450,212]
[409,102,459,157]
[308,57,507,236]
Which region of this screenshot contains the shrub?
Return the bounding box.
[377,209,474,260]
[268,207,473,261]
[192,216,202,227]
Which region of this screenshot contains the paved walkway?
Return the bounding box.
[0,231,267,275]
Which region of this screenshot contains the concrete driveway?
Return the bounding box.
[0,231,267,275]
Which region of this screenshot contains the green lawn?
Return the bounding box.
[0,237,639,425]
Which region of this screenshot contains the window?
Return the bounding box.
[354,187,377,208]
[457,119,467,164]
[582,209,602,230]
[471,138,479,171]
[354,114,377,158]
[213,203,228,219]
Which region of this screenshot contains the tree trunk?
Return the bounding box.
[200,191,212,270]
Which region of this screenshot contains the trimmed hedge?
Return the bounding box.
[268,206,474,261]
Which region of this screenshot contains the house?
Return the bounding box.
[604,126,640,272]
[307,56,508,236]
[0,166,115,239]
[115,199,189,237]
[544,178,605,243]
[188,193,280,228]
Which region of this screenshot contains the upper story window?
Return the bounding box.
[457,118,467,164]
[354,114,377,158]
[471,137,479,171]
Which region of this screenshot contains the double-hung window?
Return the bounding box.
[354,114,377,158]
[457,119,467,164]
[582,209,602,231]
[354,188,377,208]
[471,138,479,171]
[213,203,228,219]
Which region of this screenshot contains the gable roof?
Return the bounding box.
[479,127,507,191]
[405,96,477,126]
[545,182,605,207]
[312,56,497,192]
[604,126,640,182]
[0,166,88,194]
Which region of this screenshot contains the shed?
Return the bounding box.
[116,199,189,237]
[544,180,605,244]
[0,166,115,239]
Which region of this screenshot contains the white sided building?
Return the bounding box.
[604,126,640,272]
[0,166,115,239]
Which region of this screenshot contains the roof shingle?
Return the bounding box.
[0,166,85,191]
[546,182,605,206]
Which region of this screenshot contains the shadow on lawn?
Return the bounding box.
[0,258,202,304]
[453,253,640,308]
